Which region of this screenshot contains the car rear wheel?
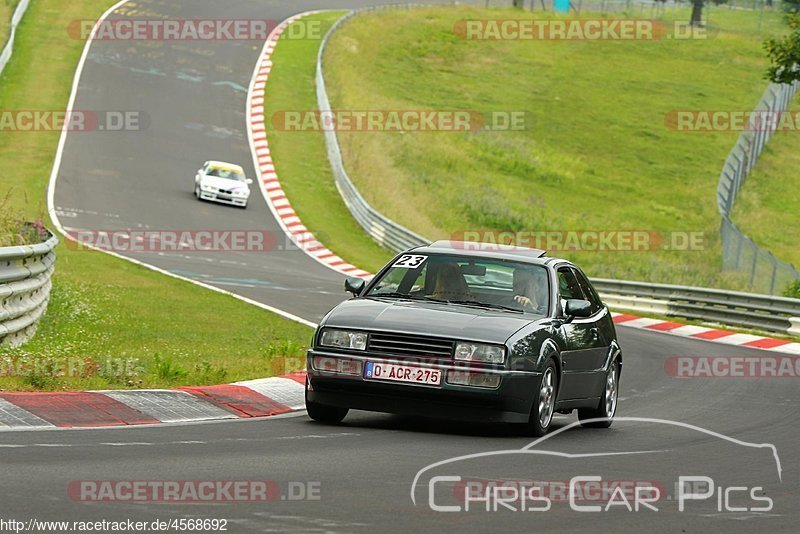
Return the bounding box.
[578,359,619,428]
[523,360,558,437]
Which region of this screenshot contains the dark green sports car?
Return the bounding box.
[305,240,622,436]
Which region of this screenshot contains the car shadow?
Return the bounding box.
[304,411,580,439]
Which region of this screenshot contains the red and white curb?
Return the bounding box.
[611,312,800,354]
[0,373,306,431]
[246,11,371,280]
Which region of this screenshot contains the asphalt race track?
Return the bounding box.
[11,0,797,531]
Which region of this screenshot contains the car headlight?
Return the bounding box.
[454,342,506,364]
[319,329,367,351]
[234,189,249,197]
[201,184,215,192]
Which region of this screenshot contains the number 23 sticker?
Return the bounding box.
[393,254,427,268]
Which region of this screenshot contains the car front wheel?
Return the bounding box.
[578,359,619,428]
[523,360,558,437]
[305,387,348,424]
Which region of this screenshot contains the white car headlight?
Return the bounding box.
[454,342,506,364]
[233,189,249,197]
[320,329,367,350]
[200,183,215,192]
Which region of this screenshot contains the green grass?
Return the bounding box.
[0,0,313,390]
[264,11,393,273]
[731,98,800,273]
[292,6,790,289]
[0,0,20,48]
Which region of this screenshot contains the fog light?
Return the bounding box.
[446,370,501,388]
[312,356,362,376]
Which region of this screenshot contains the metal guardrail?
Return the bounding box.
[316,6,430,253]
[0,230,58,347]
[0,0,31,78]
[594,278,800,336]
[315,5,800,337]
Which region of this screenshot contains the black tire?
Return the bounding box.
[194,185,201,200]
[305,397,348,424]
[578,359,619,429]
[522,360,558,437]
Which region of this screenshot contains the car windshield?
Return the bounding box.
[207,167,245,181]
[365,253,550,315]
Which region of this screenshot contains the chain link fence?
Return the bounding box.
[716,81,800,295]
[457,0,782,19]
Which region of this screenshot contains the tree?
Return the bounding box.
[689,0,729,27]
[764,12,800,83]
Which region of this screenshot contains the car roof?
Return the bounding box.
[206,161,244,173]
[408,240,571,266]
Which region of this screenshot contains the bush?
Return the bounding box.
[783,279,800,299]
[0,191,48,247]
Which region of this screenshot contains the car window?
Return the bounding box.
[557,267,585,301]
[572,268,603,314]
[207,167,245,181]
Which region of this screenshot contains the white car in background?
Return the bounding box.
[194,161,253,208]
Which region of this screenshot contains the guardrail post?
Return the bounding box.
[789,318,800,337]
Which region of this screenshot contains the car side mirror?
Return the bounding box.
[245,178,253,185]
[564,299,592,320]
[344,276,366,296]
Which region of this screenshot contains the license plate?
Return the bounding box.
[217,194,232,200]
[364,362,442,386]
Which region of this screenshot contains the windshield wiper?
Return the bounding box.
[369,292,429,301]
[444,300,525,314]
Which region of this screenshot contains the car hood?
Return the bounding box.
[322,298,542,344]
[200,176,248,191]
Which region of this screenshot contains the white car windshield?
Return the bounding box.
[207,167,246,181]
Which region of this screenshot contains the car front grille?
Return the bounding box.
[367,332,454,358]
[218,189,232,194]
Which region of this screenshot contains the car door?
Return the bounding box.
[571,267,615,396]
[556,266,608,400]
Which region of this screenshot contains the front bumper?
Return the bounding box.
[199,189,248,206]
[306,350,540,424]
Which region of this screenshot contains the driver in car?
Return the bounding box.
[509,268,547,313]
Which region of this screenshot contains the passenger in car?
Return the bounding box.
[430,263,472,301]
